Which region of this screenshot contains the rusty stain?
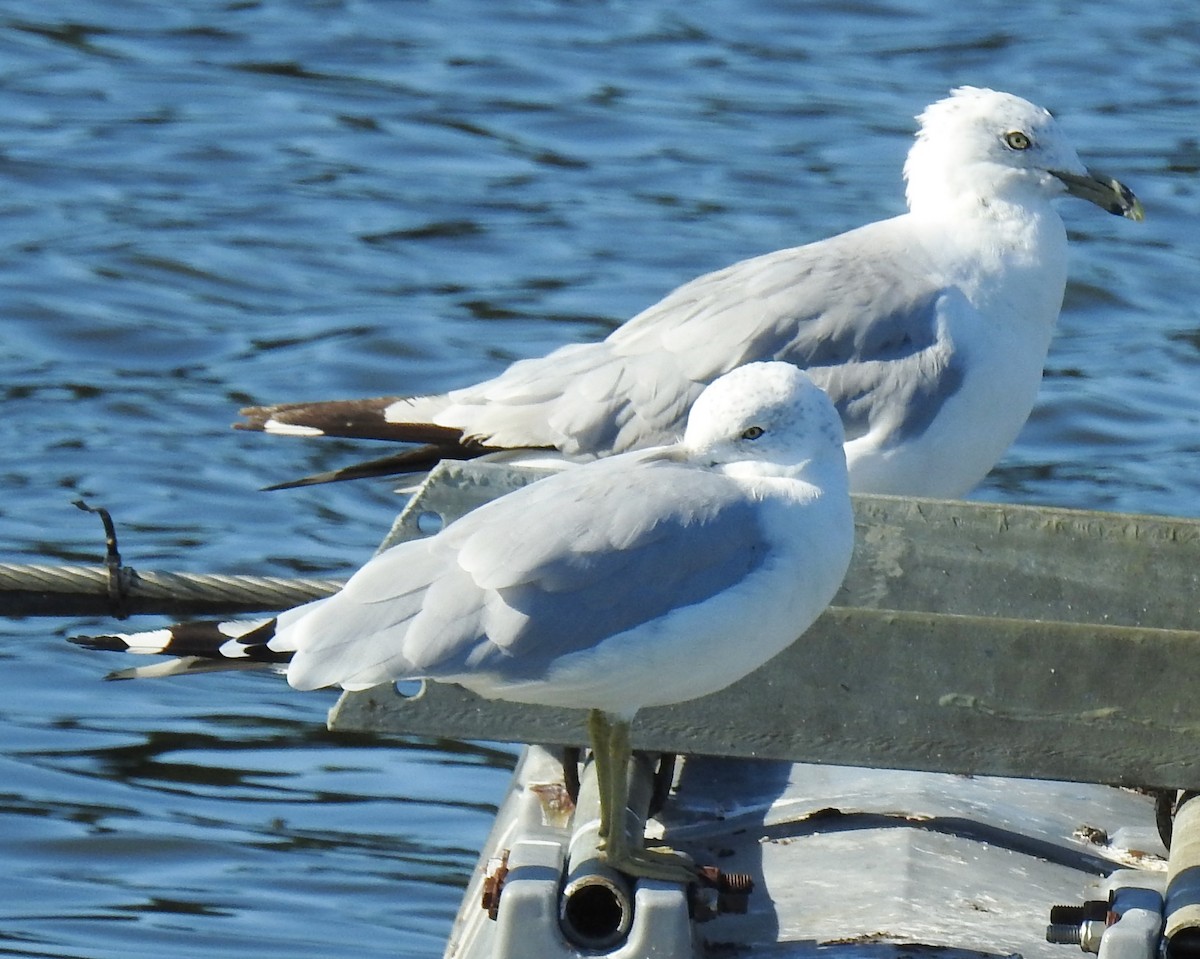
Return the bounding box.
[529,780,575,829]
[480,849,510,921]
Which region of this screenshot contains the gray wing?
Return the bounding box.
[283,454,772,690]
[806,289,967,446]
[447,458,771,678]
[436,215,966,453]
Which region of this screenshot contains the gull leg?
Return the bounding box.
[588,710,697,884]
[560,745,582,804]
[587,709,615,843]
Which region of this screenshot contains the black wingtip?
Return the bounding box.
[234,397,411,439]
[258,444,494,490]
[70,633,128,652]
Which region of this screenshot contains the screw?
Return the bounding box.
[1045,917,1108,953]
[1050,905,1086,925]
[1046,899,1111,952]
[690,866,755,921]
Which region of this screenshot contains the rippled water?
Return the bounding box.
[2,2,1198,956]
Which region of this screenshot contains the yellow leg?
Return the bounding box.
[587,710,615,841]
[588,710,697,884]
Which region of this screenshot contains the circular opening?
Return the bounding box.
[393,679,425,699]
[560,878,631,951]
[1168,929,1200,959]
[416,511,444,535]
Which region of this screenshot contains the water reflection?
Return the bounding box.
[2,0,1198,955]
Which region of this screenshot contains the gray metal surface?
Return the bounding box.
[331,462,1200,791]
[444,746,1168,959]
[662,758,1165,959]
[323,462,1187,959]
[377,462,1200,628]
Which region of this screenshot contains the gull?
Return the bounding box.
[238,87,1142,498]
[73,362,856,882]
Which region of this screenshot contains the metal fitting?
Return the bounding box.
[689,866,755,922]
[1046,899,1110,952]
[480,850,510,921]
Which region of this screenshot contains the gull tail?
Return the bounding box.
[70,616,291,681]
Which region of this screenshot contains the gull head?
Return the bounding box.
[904,86,1143,221]
[683,363,846,475]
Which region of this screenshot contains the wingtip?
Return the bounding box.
[234,405,272,432]
[101,656,221,681]
[233,414,327,437]
[259,475,328,491]
[233,396,415,441]
[70,633,129,652]
[256,445,465,490]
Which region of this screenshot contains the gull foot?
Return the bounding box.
[600,841,698,884]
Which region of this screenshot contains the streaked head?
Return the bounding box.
[684,362,845,472]
[904,86,1142,221]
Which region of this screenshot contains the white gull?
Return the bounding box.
[239,87,1142,497]
[76,362,855,881]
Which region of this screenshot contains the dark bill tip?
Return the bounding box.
[1052,168,1145,221]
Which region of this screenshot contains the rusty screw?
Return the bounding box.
[690,866,755,922]
[480,850,511,921]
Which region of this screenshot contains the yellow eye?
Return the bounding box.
[1003,130,1032,150]
[741,426,765,440]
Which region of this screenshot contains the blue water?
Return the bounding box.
[1,2,1197,956]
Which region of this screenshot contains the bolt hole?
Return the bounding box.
[416,510,444,535]
[394,679,425,699]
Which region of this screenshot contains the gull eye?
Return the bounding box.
[1003,130,1032,151]
[741,426,765,440]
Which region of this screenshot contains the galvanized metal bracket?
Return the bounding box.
[329,461,1200,791]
